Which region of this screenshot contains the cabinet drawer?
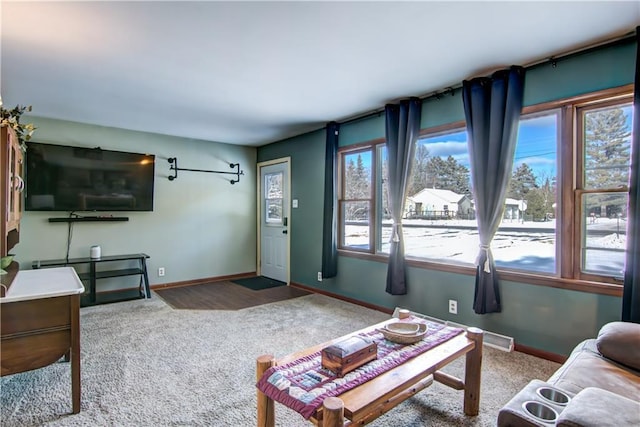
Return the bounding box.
[1,296,71,336]
[1,329,71,376]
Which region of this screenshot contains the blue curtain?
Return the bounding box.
[462,66,526,314]
[322,122,340,278]
[385,98,422,295]
[622,28,640,323]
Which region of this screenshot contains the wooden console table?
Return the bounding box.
[1,267,84,414]
[256,317,483,426]
[32,253,150,307]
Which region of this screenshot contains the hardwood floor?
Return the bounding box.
[154,281,310,310]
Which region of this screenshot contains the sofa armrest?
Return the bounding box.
[556,387,640,427]
[596,321,640,370]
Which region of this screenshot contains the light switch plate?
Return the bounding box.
[292,199,299,208]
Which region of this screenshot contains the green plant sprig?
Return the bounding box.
[1,104,36,149]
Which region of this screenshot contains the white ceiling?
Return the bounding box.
[1,1,639,147]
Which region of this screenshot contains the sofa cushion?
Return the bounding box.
[596,321,640,371]
[556,387,640,427]
[547,339,640,397]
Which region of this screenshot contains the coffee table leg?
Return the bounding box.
[322,397,344,427]
[257,355,276,427]
[464,327,483,416]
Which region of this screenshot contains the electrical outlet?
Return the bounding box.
[448,299,458,314]
[158,267,165,277]
[317,271,322,282]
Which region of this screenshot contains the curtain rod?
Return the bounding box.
[338,29,637,127]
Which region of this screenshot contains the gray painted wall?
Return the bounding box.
[16,118,257,289]
[258,39,636,356]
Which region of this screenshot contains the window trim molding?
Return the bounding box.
[338,249,623,297]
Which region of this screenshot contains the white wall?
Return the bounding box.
[15,117,257,289]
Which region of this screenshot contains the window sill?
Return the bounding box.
[338,250,623,297]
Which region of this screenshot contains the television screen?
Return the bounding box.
[25,142,155,212]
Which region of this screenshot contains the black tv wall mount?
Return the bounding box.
[48,216,129,223]
[167,157,244,184]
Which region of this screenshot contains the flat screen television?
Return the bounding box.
[25,142,155,212]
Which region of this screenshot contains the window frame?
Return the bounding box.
[572,95,633,283]
[336,84,633,296]
[338,143,381,253]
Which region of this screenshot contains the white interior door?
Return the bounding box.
[259,161,289,283]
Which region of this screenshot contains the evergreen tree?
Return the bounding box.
[584,107,631,189]
[508,163,538,199]
[344,154,370,199]
[355,153,370,198]
[345,157,358,199]
[344,154,371,221]
[525,188,548,221]
[424,155,470,195]
[584,107,631,217]
[445,156,471,195]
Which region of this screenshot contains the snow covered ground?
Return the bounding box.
[345,217,627,276]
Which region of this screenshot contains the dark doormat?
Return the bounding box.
[231,276,286,291]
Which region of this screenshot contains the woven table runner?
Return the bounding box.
[256,319,464,419]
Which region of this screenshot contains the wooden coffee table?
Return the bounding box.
[256,317,483,426]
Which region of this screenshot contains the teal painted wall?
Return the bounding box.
[16,118,257,290]
[257,39,636,356]
[258,130,326,285]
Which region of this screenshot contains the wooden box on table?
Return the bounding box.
[321,336,377,377]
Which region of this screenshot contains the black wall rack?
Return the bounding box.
[167,157,244,184]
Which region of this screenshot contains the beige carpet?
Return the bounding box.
[0,293,560,426]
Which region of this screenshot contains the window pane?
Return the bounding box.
[265,172,283,198]
[493,112,559,274]
[379,145,390,221]
[376,144,390,253]
[398,129,476,264]
[344,151,372,199]
[583,104,633,190]
[581,192,627,277]
[264,172,283,224]
[342,201,370,249]
[266,200,283,223]
[399,115,559,274]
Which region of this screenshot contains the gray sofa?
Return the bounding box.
[498,321,640,427]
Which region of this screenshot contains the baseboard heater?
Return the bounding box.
[392,307,514,352]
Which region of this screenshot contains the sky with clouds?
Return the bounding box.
[351,104,633,188]
[419,112,558,184]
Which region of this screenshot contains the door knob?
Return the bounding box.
[282,230,288,234]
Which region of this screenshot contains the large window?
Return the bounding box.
[338,86,633,289]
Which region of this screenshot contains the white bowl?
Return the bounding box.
[385,322,420,335]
